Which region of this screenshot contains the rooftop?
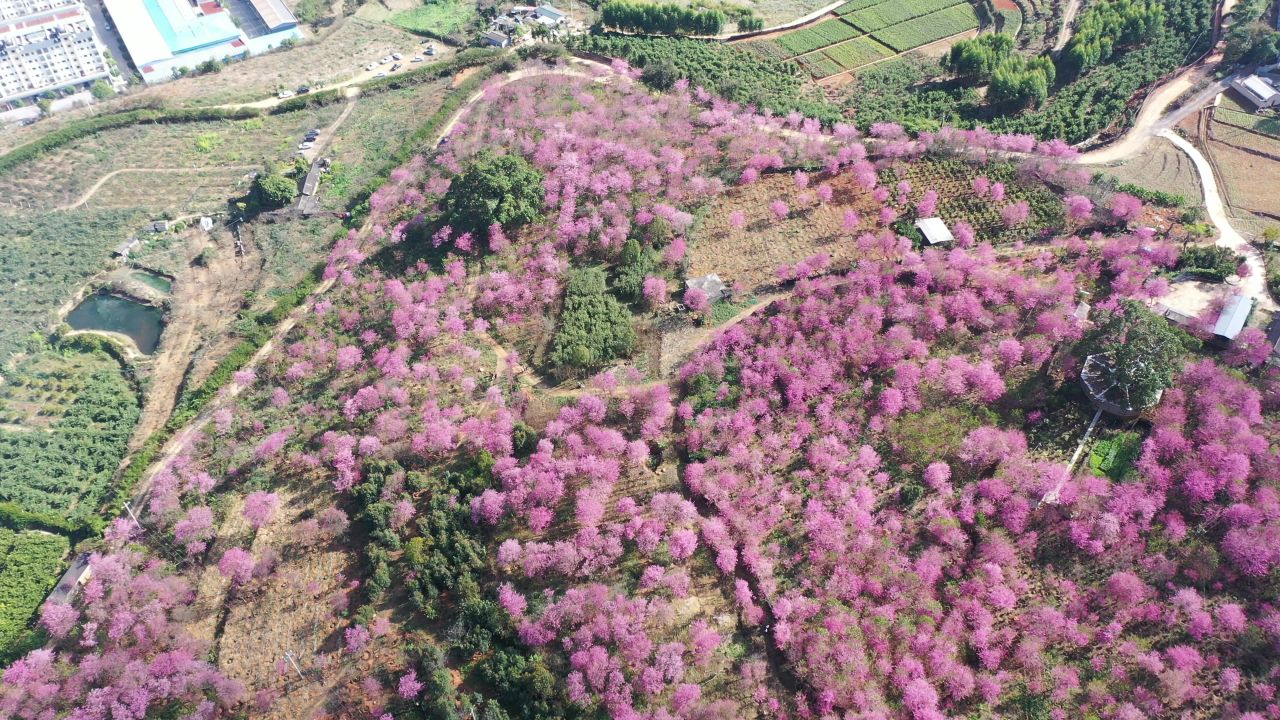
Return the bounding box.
[914,217,954,245]
[1213,293,1253,341]
[103,0,241,65]
[247,0,296,31]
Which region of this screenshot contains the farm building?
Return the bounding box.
[535,4,567,25]
[1230,74,1280,110]
[914,217,954,245]
[687,273,727,303]
[1212,293,1254,344]
[101,0,300,84]
[0,0,114,105]
[45,552,91,605]
[482,30,511,47]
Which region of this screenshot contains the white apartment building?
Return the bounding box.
[0,0,111,104]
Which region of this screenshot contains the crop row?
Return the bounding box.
[776,17,862,56]
[796,53,846,78]
[834,0,887,15]
[844,0,964,32]
[823,35,895,70]
[870,3,979,51]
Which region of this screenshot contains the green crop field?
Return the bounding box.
[0,530,68,659]
[776,17,862,56]
[844,0,963,32]
[797,53,847,77]
[835,0,886,14]
[0,366,139,521]
[822,35,895,70]
[870,3,979,51]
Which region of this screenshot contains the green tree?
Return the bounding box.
[989,55,1056,109]
[611,236,659,302]
[549,267,635,370]
[1082,299,1196,408]
[443,151,545,235]
[254,173,298,208]
[89,80,114,100]
[944,33,1015,81]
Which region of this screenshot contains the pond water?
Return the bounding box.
[130,271,172,294]
[66,294,165,354]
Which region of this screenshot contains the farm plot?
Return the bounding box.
[871,3,980,51]
[844,0,963,32]
[0,530,69,660]
[0,209,148,360]
[796,52,847,78]
[822,34,895,69]
[0,106,343,212]
[691,171,880,292]
[0,349,125,429]
[1100,136,1205,208]
[776,17,861,56]
[889,158,1065,243]
[834,0,885,14]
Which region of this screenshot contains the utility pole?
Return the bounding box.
[283,649,307,683]
[122,501,143,530]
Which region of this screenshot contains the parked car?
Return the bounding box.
[298,142,314,150]
[392,52,403,60]
[391,63,402,71]
[379,55,393,64]
[296,85,311,94]
[411,56,424,63]
[277,90,295,99]
[426,45,437,56]
[375,72,387,78]
[365,63,377,71]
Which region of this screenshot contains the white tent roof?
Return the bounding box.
[1213,294,1253,341]
[914,217,954,245]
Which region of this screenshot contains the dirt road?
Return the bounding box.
[1053,0,1081,52]
[59,166,258,211]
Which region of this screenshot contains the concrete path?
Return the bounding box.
[1159,129,1277,311]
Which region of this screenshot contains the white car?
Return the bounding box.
[277,90,294,99]
[375,72,387,78]
[380,55,393,64]
[411,56,424,63]
[392,52,403,61]
[365,63,376,71]
[298,142,314,150]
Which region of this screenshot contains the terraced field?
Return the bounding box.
[751,0,981,78]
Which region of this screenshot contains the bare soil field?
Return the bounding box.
[1100,136,1205,206]
[0,106,343,212]
[1206,137,1280,218]
[78,168,256,215]
[691,171,877,292]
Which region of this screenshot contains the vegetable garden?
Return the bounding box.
[754,0,979,78]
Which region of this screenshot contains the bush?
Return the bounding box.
[255,173,299,208]
[1176,244,1243,281]
[550,267,636,370]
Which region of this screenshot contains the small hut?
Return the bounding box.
[914,217,954,246]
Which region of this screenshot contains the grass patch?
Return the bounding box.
[389,0,477,36]
[1088,430,1143,481]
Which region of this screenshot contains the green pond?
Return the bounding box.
[66,294,165,354]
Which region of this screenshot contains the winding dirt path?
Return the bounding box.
[1052,0,1081,52]
[59,166,258,211]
